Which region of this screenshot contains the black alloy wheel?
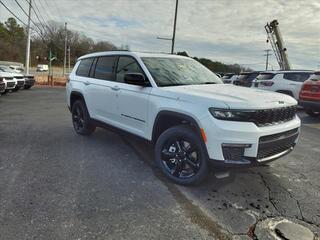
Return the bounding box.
[155,125,208,185]
[71,100,95,135]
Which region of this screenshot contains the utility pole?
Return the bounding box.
[264,49,272,71]
[68,46,71,74]
[157,0,178,54]
[25,0,32,75]
[63,22,67,76]
[171,0,178,54]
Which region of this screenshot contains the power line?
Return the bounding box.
[14,0,45,35]
[37,0,53,22]
[0,0,32,29]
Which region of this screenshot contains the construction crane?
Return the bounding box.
[265,20,291,70]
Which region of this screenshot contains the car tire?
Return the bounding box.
[24,86,32,90]
[305,109,320,117]
[155,125,209,185]
[71,100,96,135]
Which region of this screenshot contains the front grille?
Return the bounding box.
[252,106,297,127]
[17,80,24,87]
[6,82,15,88]
[257,129,299,159]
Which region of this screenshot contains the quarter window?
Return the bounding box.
[94,56,117,80]
[116,56,145,83]
[76,58,94,77]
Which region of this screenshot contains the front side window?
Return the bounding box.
[94,56,117,80]
[142,57,222,86]
[76,58,94,77]
[116,56,146,83]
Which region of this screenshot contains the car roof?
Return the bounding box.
[78,51,190,61]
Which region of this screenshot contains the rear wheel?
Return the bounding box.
[24,85,32,90]
[71,100,96,135]
[155,125,208,185]
[306,109,320,117]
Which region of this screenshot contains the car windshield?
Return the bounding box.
[141,57,222,87]
[0,66,16,73]
[221,74,234,79]
[237,74,250,80]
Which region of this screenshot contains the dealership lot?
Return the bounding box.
[0,87,319,239]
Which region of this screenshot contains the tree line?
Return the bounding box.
[0,17,251,73]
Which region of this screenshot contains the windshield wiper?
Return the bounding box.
[200,82,217,85]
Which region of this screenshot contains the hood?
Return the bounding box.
[162,84,297,109]
[0,72,15,78]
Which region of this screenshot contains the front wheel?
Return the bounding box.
[71,100,96,135]
[155,125,209,185]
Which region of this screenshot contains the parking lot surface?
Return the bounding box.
[0,87,319,240]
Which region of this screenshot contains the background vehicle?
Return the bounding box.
[0,65,25,91]
[9,65,24,73]
[67,51,300,185]
[299,72,320,117]
[0,72,16,92]
[234,71,261,87]
[23,74,35,89]
[0,77,5,94]
[36,64,49,72]
[221,73,238,84]
[252,70,313,99]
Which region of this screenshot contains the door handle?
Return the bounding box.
[84,81,90,86]
[111,86,120,91]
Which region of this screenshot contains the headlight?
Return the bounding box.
[209,108,255,121]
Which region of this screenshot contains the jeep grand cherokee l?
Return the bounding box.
[67,51,301,185]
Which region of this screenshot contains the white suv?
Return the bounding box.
[66,51,301,185]
[251,71,313,100]
[221,73,238,84]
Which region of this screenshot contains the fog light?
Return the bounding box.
[221,144,252,161]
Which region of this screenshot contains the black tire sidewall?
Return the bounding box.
[71,100,95,135]
[155,125,208,185]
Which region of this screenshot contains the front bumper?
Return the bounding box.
[299,100,320,111]
[0,82,5,93]
[25,79,35,86]
[201,114,301,166]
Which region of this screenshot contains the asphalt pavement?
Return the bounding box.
[0,87,319,240]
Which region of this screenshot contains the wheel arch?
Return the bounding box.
[151,110,204,144]
[70,91,86,109]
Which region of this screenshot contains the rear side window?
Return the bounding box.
[94,56,117,80]
[76,58,94,77]
[257,73,275,80]
[283,72,311,82]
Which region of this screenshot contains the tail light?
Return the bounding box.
[260,81,274,87]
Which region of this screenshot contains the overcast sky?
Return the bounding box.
[1,0,319,70]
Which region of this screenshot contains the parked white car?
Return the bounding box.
[221,73,238,84]
[0,72,16,93]
[0,65,25,91]
[251,70,313,100]
[67,51,300,185]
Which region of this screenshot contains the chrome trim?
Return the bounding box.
[257,147,293,163]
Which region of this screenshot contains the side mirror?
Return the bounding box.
[124,73,148,86]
